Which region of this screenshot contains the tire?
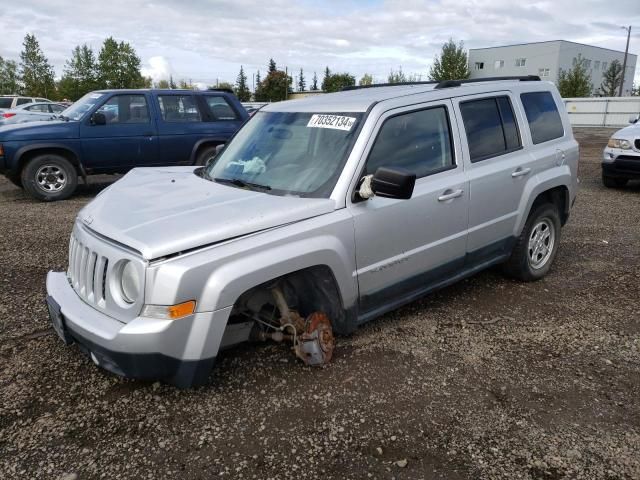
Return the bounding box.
[194,145,220,166]
[503,203,561,282]
[21,154,78,202]
[7,174,23,189]
[602,174,628,188]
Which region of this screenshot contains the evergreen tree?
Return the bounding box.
[19,33,56,98]
[169,75,177,89]
[234,65,251,101]
[322,73,355,93]
[58,44,98,100]
[178,79,191,89]
[428,39,471,81]
[297,68,306,92]
[156,79,170,88]
[598,60,623,96]
[311,72,318,91]
[268,58,277,74]
[255,69,291,102]
[557,55,592,98]
[321,66,331,90]
[0,56,20,95]
[388,67,407,84]
[97,37,146,89]
[359,73,373,86]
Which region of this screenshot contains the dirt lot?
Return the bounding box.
[0,128,638,480]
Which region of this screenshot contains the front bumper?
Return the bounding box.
[602,148,640,179]
[46,271,232,387]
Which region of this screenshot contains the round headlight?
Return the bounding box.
[120,261,141,304]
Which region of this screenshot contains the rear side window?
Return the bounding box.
[0,98,12,108]
[520,92,564,144]
[460,96,522,162]
[366,105,454,178]
[16,98,31,105]
[158,95,201,122]
[204,96,238,120]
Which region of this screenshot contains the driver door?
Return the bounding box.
[349,101,469,317]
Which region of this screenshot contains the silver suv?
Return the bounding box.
[46,76,579,387]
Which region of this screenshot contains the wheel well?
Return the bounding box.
[530,186,570,225]
[194,141,224,163]
[231,265,354,335]
[18,148,81,177]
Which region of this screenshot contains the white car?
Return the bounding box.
[602,114,640,188]
[0,95,52,112]
[0,102,66,125]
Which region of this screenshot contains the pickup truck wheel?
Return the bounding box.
[7,174,23,189]
[602,174,628,188]
[194,145,219,166]
[503,203,561,282]
[21,154,78,202]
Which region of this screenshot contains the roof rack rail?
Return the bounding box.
[342,81,438,91]
[434,75,541,89]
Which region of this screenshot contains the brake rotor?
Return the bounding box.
[294,312,335,366]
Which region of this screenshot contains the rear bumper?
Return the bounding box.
[46,271,231,387]
[602,149,640,179]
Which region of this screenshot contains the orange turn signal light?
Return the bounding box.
[167,300,196,319]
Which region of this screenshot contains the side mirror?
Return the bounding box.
[90,112,106,125]
[629,114,639,124]
[371,166,416,200]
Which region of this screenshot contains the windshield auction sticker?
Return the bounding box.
[307,114,356,131]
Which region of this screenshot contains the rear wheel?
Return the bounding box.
[602,174,628,188]
[194,145,220,167]
[7,174,23,189]
[21,154,78,201]
[503,203,561,282]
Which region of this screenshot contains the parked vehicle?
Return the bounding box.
[0,89,248,200]
[0,102,66,125]
[0,95,52,112]
[46,76,579,387]
[602,113,640,187]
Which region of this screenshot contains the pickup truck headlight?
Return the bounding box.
[120,261,141,304]
[607,138,631,149]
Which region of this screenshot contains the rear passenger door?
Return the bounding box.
[156,93,204,164]
[453,92,533,263]
[351,101,469,315]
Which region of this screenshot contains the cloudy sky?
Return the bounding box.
[1,0,639,88]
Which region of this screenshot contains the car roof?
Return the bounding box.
[91,89,231,95]
[263,77,548,113]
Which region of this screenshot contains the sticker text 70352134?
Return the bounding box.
[307,114,356,131]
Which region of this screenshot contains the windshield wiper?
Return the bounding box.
[214,177,271,191]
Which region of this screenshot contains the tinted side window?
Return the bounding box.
[16,98,31,105]
[158,95,201,122]
[204,96,238,120]
[0,98,13,109]
[366,106,454,178]
[520,91,564,144]
[96,95,150,124]
[460,96,521,162]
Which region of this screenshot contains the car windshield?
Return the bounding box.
[205,111,363,197]
[61,92,105,121]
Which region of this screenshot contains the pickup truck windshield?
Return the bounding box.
[62,92,105,121]
[205,111,363,197]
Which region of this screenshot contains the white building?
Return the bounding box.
[468,40,637,95]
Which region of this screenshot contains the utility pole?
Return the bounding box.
[619,25,631,97]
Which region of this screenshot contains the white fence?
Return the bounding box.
[563,97,640,127]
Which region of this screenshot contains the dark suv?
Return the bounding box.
[0,89,248,201]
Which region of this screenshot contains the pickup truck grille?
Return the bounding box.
[68,233,109,307]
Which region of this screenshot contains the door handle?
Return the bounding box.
[438,189,464,202]
[511,167,531,178]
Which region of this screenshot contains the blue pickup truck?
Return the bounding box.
[0,89,248,201]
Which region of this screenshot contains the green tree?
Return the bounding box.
[388,67,407,84]
[268,58,277,74]
[97,37,146,89]
[19,33,56,98]
[557,55,592,98]
[428,39,471,81]
[169,75,177,89]
[311,72,318,91]
[321,66,331,90]
[156,79,170,88]
[234,65,251,101]
[598,60,623,96]
[178,79,191,89]
[0,56,20,94]
[322,73,355,93]
[255,70,291,102]
[297,68,306,92]
[255,70,261,91]
[58,44,98,100]
[359,73,373,86]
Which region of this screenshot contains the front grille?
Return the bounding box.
[68,233,109,306]
[634,139,640,151]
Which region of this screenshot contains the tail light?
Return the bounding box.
[2,113,16,118]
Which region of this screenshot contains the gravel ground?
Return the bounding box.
[0,128,639,480]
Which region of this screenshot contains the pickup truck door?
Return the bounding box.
[79,93,159,172]
[350,100,469,318]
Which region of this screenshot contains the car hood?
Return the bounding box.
[612,122,640,141]
[0,119,77,140]
[79,167,337,260]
